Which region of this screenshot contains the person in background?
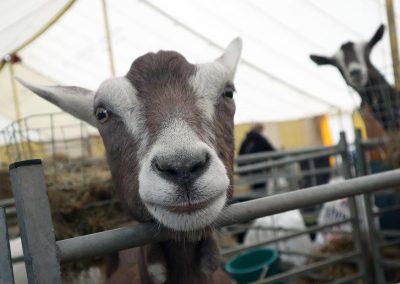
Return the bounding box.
[238,123,275,190]
[239,123,275,155]
[234,123,276,243]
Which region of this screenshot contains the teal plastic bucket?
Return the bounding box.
[225,247,279,283]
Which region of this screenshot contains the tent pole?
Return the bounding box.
[386,0,400,91]
[101,0,116,77]
[5,56,22,122]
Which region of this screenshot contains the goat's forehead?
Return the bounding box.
[336,41,366,56]
[126,51,195,91]
[95,52,231,110]
[334,41,367,65]
[125,51,231,97]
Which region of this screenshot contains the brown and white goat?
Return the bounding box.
[310,24,400,134]
[18,38,242,283]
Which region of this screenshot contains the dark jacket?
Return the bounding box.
[239,131,275,155]
[238,130,275,191]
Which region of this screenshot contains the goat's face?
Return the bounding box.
[310,24,384,91]
[18,38,242,232]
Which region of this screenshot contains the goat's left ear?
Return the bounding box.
[368,24,385,49]
[16,78,97,127]
[217,37,242,78]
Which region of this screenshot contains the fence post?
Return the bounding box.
[338,131,367,281]
[354,129,369,176]
[0,207,14,284]
[353,130,371,234]
[355,130,386,283]
[9,159,62,284]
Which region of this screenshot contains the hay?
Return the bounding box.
[298,237,357,284]
[1,158,131,281]
[1,158,130,239]
[44,159,130,240]
[382,244,400,283]
[0,168,12,199]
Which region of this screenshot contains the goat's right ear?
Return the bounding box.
[310,54,335,66]
[16,78,97,127]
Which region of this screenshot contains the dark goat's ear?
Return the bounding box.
[368,24,385,49]
[310,54,335,66]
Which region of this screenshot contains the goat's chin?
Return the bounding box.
[144,193,227,232]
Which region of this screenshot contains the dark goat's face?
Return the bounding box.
[18,38,242,232]
[310,24,385,90]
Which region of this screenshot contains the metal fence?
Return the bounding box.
[224,132,368,283]
[2,131,400,283]
[354,129,400,284]
[0,112,106,191]
[3,161,400,283]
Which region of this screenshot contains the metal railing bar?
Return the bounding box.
[236,145,338,164]
[379,230,400,237]
[221,218,352,257]
[236,148,339,174]
[381,259,400,268]
[5,207,16,217]
[299,166,338,178]
[372,203,400,216]
[237,167,337,187]
[222,225,353,238]
[380,238,400,248]
[0,198,14,208]
[373,190,400,196]
[277,249,337,260]
[57,169,400,262]
[259,252,360,283]
[359,137,388,149]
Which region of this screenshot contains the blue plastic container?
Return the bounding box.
[224,247,279,283]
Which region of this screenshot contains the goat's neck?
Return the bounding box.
[359,65,394,103]
[140,237,221,284]
[357,65,399,130]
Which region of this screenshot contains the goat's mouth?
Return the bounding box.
[142,190,227,231]
[147,192,224,214]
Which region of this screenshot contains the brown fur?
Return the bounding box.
[107,243,231,284]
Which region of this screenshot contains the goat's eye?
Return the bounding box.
[95,107,109,123]
[223,89,234,99]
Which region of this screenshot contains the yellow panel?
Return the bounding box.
[278,120,306,149]
[0,142,45,164]
[352,111,367,139]
[320,115,333,146]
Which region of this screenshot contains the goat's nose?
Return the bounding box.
[350,69,362,77]
[152,151,210,184]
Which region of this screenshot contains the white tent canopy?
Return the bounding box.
[0,0,396,124]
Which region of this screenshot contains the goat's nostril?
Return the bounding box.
[152,152,210,184]
[350,69,362,77]
[189,153,209,174]
[154,161,177,176]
